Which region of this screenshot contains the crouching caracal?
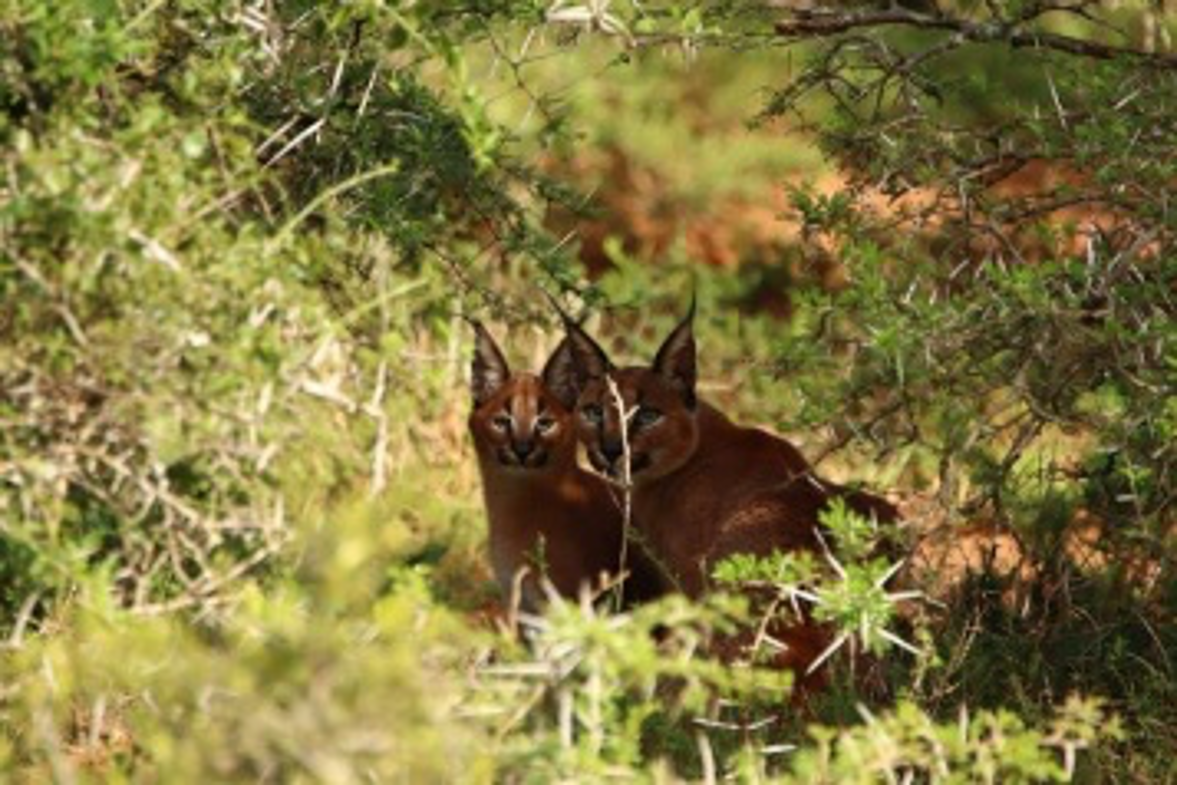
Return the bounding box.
[555,304,897,677]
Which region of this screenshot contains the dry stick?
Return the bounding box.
[87,695,107,750]
[365,360,390,497]
[695,727,718,785]
[506,566,530,637]
[586,662,604,756]
[603,377,728,772]
[604,375,636,613]
[5,592,41,650]
[262,116,325,169]
[749,595,787,663]
[605,376,722,777]
[774,5,1177,68]
[557,687,574,749]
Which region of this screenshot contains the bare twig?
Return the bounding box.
[262,116,325,169]
[364,360,389,497]
[604,375,636,611]
[695,726,718,785]
[775,5,1177,68]
[4,592,42,650]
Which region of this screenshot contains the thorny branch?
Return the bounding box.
[775,4,1177,69]
[767,2,1176,258]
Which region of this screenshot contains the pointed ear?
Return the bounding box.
[543,290,613,388]
[470,321,510,407]
[563,320,613,389]
[652,299,697,408]
[541,339,579,410]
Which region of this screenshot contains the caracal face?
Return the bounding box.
[468,322,580,472]
[556,306,701,485]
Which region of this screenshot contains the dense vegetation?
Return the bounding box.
[1,1,1172,781]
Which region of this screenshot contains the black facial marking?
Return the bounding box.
[651,303,698,409]
[470,321,510,407]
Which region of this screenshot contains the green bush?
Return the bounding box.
[0,0,1170,781]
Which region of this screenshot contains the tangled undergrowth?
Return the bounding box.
[1,1,1172,781]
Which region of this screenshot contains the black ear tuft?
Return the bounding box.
[470,321,510,407]
[541,338,580,410]
[563,320,613,389]
[652,300,697,408]
[543,290,614,389]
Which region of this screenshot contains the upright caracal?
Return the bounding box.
[468,321,664,614]
[556,303,897,599]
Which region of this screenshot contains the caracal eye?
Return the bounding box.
[581,403,604,424]
[491,413,512,431]
[634,406,662,428]
[536,415,557,434]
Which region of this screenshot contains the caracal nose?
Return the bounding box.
[601,440,623,464]
[512,439,535,462]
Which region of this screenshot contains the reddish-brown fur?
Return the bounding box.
[557,306,896,681]
[468,322,665,613]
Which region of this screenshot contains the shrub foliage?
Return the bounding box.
[0,0,1171,781]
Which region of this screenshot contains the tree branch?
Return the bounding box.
[775,6,1177,69]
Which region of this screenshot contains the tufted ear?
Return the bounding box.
[652,298,697,408]
[470,321,510,407]
[545,291,614,390]
[562,318,614,390]
[541,338,580,410]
